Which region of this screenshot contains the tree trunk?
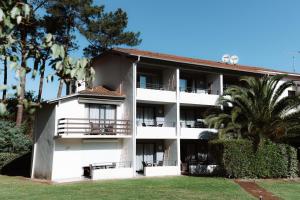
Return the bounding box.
[2,55,7,100]
[37,59,46,102]
[57,79,64,98]
[16,32,27,126]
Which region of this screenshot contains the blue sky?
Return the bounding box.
[6,0,300,100]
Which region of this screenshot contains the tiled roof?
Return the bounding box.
[79,86,124,97]
[112,48,300,80]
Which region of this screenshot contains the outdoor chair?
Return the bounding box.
[89,122,101,135]
[104,125,116,135]
[158,161,163,166]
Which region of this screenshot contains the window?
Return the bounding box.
[88,104,116,121]
[137,106,155,124]
[139,75,147,89]
[180,79,187,91]
[288,90,296,97]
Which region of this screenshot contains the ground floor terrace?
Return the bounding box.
[33,137,221,181]
[2,175,299,200]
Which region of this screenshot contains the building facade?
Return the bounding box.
[31,48,300,182]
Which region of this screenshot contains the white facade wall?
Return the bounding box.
[144,166,178,176]
[55,98,86,136]
[51,139,125,180]
[136,127,177,139]
[136,88,176,103]
[179,92,219,106]
[92,168,133,180]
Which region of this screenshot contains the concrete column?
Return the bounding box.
[220,74,224,95]
[132,62,137,176]
[176,68,181,175]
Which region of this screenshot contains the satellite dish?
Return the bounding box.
[230,55,239,64]
[222,54,230,63]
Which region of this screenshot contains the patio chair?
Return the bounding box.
[89,122,101,135]
[158,161,163,166]
[104,125,116,135]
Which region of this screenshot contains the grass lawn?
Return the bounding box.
[0,175,254,200]
[258,179,300,200]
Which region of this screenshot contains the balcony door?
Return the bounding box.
[137,106,155,125]
[88,104,116,122]
[137,73,161,89]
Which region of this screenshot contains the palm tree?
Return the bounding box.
[206,74,300,147]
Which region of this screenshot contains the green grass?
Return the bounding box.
[258,179,300,200]
[0,175,254,200]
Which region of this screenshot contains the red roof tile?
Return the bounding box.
[112,48,300,80]
[79,86,124,97]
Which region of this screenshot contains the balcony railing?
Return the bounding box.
[136,120,176,127]
[137,82,165,90]
[142,160,177,167]
[57,118,131,136]
[90,161,132,170]
[180,87,219,95]
[180,119,208,128]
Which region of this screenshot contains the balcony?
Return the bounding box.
[57,118,131,138]
[180,120,217,139]
[136,120,177,139]
[179,88,219,106]
[136,83,176,103]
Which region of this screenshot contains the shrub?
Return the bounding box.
[209,139,298,178]
[0,120,32,153]
[0,152,18,170]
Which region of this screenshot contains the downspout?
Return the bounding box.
[132,55,140,176]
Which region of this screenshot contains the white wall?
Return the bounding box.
[92,54,134,121]
[55,98,86,136]
[164,104,177,124]
[92,168,133,180]
[144,166,178,176]
[164,139,178,164]
[51,139,123,180]
[179,92,219,106]
[120,138,133,164]
[136,88,176,103]
[136,127,176,139]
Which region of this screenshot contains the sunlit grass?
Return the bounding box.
[0,175,254,200]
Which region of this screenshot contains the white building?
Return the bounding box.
[31,48,300,182]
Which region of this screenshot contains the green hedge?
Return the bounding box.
[0,153,18,170]
[0,120,32,153]
[0,120,32,171]
[209,139,298,178]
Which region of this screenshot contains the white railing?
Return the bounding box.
[57,118,131,135]
[136,120,176,127]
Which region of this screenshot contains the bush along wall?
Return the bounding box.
[0,120,32,171]
[209,139,298,178]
